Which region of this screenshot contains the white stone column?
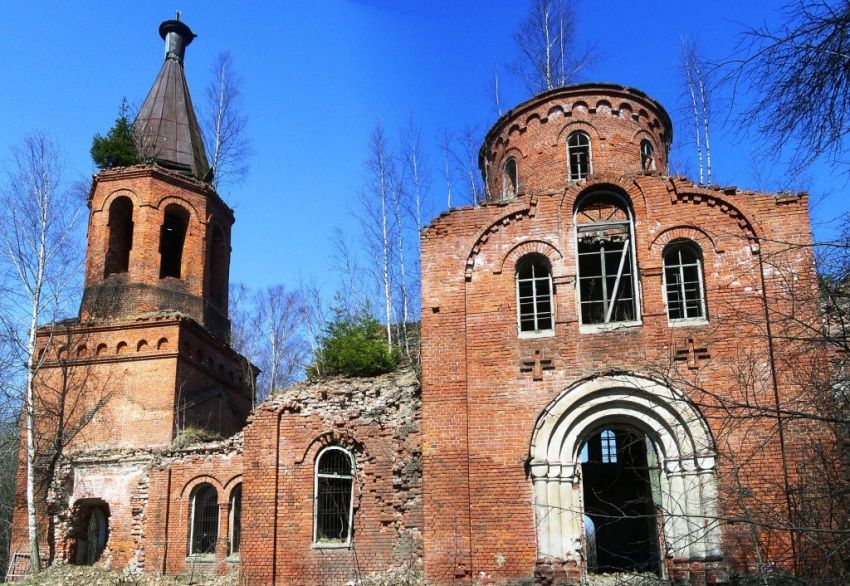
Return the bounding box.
[663,461,689,557]
[546,465,563,557]
[531,463,550,558]
[559,464,577,558]
[698,466,722,557]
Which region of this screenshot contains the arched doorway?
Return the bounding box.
[580,427,661,574]
[72,501,109,565]
[529,374,721,576]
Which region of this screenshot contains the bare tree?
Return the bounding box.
[0,133,82,572]
[229,283,309,402]
[361,125,397,347]
[253,284,309,399]
[511,0,594,94]
[730,0,850,168]
[681,38,714,184]
[202,51,251,190]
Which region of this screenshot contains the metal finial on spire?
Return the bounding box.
[176,10,181,21]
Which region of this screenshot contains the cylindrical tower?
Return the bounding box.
[479,83,673,201]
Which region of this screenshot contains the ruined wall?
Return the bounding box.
[242,368,422,586]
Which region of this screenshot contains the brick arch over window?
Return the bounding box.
[560,177,650,221]
[498,240,563,276]
[529,373,720,563]
[464,195,540,281]
[649,225,719,255]
[555,120,601,150]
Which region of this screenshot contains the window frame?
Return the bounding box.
[502,156,518,200]
[228,484,242,557]
[640,139,655,172]
[515,253,555,338]
[313,446,355,548]
[567,131,592,181]
[573,192,642,332]
[662,241,708,325]
[188,484,219,557]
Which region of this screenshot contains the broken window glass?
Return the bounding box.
[640,139,655,172]
[503,157,518,199]
[576,195,637,325]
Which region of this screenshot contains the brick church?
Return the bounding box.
[8,16,837,586]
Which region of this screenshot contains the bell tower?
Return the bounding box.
[45,16,253,450]
[80,17,232,341]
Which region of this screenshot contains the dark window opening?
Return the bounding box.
[229,485,241,556]
[568,132,591,181]
[104,197,133,277]
[315,448,354,543]
[190,484,218,555]
[576,195,637,325]
[664,242,706,321]
[503,157,518,199]
[640,140,655,172]
[73,504,109,566]
[581,428,661,575]
[516,254,553,333]
[208,225,228,307]
[160,205,189,279]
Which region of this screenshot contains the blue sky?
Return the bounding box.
[1,1,845,298]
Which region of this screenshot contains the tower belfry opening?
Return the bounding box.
[580,427,662,575]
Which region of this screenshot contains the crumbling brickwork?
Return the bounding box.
[242,369,422,586]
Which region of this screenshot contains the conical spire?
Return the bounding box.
[134,16,210,181]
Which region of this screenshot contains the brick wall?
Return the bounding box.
[242,369,422,586]
[421,84,828,584]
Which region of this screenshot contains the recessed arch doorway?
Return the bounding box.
[529,374,721,577]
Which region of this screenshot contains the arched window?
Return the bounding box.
[229,485,242,556]
[663,241,706,321]
[516,254,554,334]
[104,197,133,277]
[575,193,638,325]
[160,204,189,279]
[190,484,218,555]
[314,447,355,545]
[568,131,591,181]
[640,139,655,172]
[502,157,518,199]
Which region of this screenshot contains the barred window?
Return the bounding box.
[229,485,242,556]
[314,447,354,544]
[190,484,218,555]
[664,242,706,321]
[568,132,592,181]
[600,429,617,463]
[516,254,554,334]
[640,140,655,172]
[575,193,638,325]
[503,157,518,199]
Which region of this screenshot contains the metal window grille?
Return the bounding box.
[577,227,636,324]
[229,485,242,555]
[600,430,617,463]
[503,157,518,199]
[664,244,705,320]
[191,485,218,555]
[568,132,591,180]
[640,140,655,172]
[516,256,553,333]
[315,448,354,543]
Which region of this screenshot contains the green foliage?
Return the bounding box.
[90,98,139,170]
[309,305,399,378]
